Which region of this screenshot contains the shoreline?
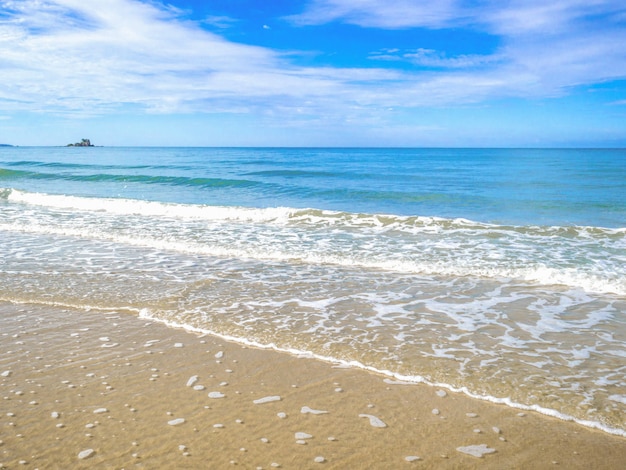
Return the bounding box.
[1,301,625,469]
[142,311,626,439]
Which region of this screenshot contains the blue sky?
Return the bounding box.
[1,0,625,147]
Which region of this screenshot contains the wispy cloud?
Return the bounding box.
[0,0,402,118]
[292,0,626,96]
[1,0,625,132]
[287,0,460,29]
[369,48,500,69]
[200,15,239,29]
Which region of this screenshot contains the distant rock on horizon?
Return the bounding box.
[67,138,94,147]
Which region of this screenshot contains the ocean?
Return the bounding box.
[1,147,625,436]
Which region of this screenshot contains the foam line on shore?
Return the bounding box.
[137,307,626,438]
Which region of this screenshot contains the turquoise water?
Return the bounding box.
[2,147,624,226]
[1,147,625,435]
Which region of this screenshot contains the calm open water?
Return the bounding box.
[1,147,625,435]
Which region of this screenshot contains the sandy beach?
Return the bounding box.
[1,301,624,469]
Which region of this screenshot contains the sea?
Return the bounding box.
[1,147,625,436]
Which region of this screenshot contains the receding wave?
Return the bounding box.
[2,292,625,437]
[136,308,626,438]
[2,188,625,295]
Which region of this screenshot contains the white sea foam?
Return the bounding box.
[253,396,281,405]
[4,188,297,223]
[456,444,496,458]
[4,189,626,295]
[136,308,626,438]
[359,414,387,428]
[2,187,625,438]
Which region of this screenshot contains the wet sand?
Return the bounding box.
[1,301,625,469]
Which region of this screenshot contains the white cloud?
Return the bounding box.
[200,15,239,29]
[482,0,623,36]
[370,48,501,69]
[288,0,459,29]
[295,0,626,98]
[291,0,626,35]
[0,0,298,113]
[1,0,625,130]
[0,0,411,119]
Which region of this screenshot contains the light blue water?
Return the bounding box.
[1,147,625,435]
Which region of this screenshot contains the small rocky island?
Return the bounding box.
[67,138,94,147]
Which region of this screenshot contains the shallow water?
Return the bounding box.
[1,147,625,435]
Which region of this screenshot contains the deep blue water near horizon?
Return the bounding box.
[1,146,626,436]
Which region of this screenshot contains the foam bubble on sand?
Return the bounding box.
[174,343,184,348]
[301,406,328,415]
[295,432,313,440]
[51,412,60,419]
[253,396,281,404]
[359,414,387,428]
[277,412,287,419]
[383,378,414,385]
[186,375,198,387]
[215,351,224,359]
[456,444,496,458]
[193,385,205,391]
[609,395,626,405]
[208,392,225,399]
[436,390,447,398]
[78,449,95,459]
[168,418,185,426]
